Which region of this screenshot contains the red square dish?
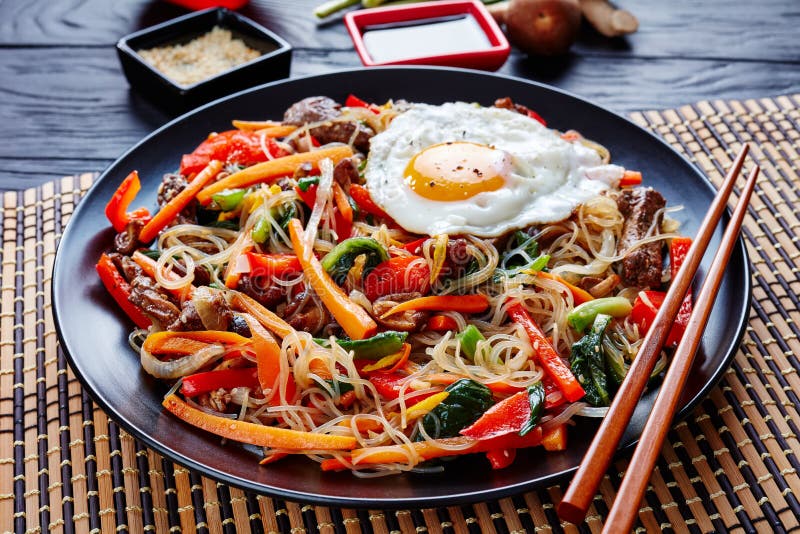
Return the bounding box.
[344,0,510,70]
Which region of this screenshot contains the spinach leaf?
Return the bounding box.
[421,379,493,439]
[320,237,389,284]
[518,381,545,436]
[570,313,612,406]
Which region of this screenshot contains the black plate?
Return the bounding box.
[52,67,751,508]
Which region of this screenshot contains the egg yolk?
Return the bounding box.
[404,142,509,201]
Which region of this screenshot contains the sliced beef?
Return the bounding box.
[113,218,146,255]
[129,275,181,326]
[283,96,342,125]
[237,275,285,309]
[282,289,330,334]
[333,158,360,187]
[616,188,666,288]
[229,315,251,337]
[167,301,205,332]
[372,292,430,332]
[109,253,142,283]
[156,173,197,226]
[283,96,374,153]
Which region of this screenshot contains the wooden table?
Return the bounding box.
[1,0,798,191]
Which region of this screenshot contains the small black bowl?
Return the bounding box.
[117,8,292,113]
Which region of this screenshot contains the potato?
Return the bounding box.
[504,0,582,56]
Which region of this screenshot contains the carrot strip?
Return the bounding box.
[142,330,250,355]
[426,373,526,396]
[320,427,544,471]
[536,271,594,305]
[259,452,289,465]
[131,251,195,301]
[255,125,298,137]
[288,219,377,340]
[232,119,281,130]
[332,182,353,224]
[239,313,298,406]
[197,146,353,205]
[361,343,410,373]
[231,292,296,340]
[139,160,223,243]
[380,294,489,319]
[162,394,357,450]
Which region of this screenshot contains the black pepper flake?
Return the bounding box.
[429,181,435,187]
[473,169,483,177]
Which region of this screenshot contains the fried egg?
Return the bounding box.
[364,102,624,237]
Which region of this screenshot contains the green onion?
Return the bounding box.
[567,296,632,333]
[456,324,485,361]
[211,188,246,211]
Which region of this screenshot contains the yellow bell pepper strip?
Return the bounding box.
[180,368,259,397]
[95,253,152,328]
[240,314,297,405]
[405,391,449,420]
[231,292,296,340]
[131,250,195,301]
[196,146,354,205]
[162,394,357,450]
[506,302,586,403]
[619,169,643,187]
[541,425,567,451]
[379,294,489,320]
[139,160,223,243]
[105,170,150,232]
[360,343,410,372]
[319,425,544,471]
[535,271,594,305]
[142,330,250,355]
[288,218,377,340]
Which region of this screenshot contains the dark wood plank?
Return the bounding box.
[1,45,799,191]
[1,0,799,62]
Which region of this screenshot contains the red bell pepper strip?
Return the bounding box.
[460,391,530,440]
[320,426,544,471]
[401,237,427,255]
[105,170,150,232]
[349,184,391,220]
[669,237,693,346]
[362,256,431,301]
[426,314,458,332]
[506,302,585,402]
[485,448,517,469]
[95,253,152,328]
[246,253,302,278]
[619,170,643,187]
[139,160,224,243]
[368,373,436,403]
[179,129,289,177]
[294,183,318,208]
[294,182,352,241]
[345,94,380,113]
[526,109,547,126]
[180,368,259,398]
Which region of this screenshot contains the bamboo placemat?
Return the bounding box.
[2,94,800,534]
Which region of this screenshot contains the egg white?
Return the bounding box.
[364,102,623,237]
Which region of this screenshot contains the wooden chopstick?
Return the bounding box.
[600,163,760,532]
[557,143,751,524]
